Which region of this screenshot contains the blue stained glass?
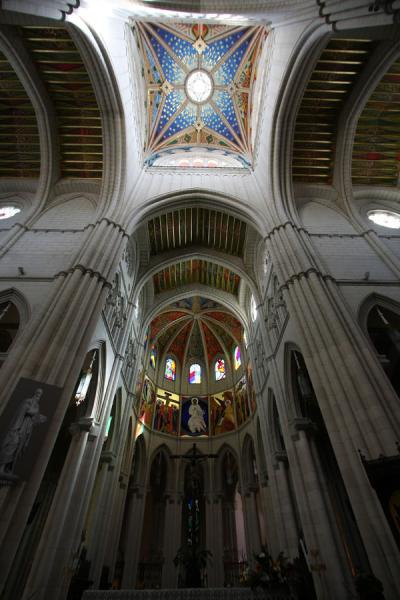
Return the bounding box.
[202,29,248,71]
[153,26,197,67]
[201,104,234,141]
[162,103,196,140]
[157,90,185,134]
[215,37,251,85]
[213,91,241,137]
[149,36,185,84]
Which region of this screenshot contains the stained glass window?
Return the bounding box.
[215,358,226,381]
[189,363,201,384]
[165,357,176,381]
[234,346,241,370]
[149,347,156,369]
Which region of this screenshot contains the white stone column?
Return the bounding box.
[162,493,182,588]
[205,492,224,587]
[242,486,262,564]
[272,455,299,559]
[120,484,147,588]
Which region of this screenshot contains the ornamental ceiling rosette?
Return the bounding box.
[136,22,266,168]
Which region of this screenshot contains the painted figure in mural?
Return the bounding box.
[0,388,47,479]
[188,397,207,434]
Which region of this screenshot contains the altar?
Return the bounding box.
[83,589,294,600]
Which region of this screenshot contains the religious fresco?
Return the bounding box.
[210,390,236,435]
[136,22,266,168]
[153,389,180,435]
[138,376,156,428]
[153,259,240,296]
[181,396,209,436]
[234,376,251,426]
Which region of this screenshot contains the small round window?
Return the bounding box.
[0,206,20,220]
[368,210,400,229]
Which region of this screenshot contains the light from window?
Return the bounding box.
[189,363,201,384]
[0,206,20,220]
[215,358,226,381]
[368,210,400,229]
[234,346,241,370]
[250,295,257,322]
[165,357,176,381]
[186,69,213,104]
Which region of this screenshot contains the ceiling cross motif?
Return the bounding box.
[136,21,266,168]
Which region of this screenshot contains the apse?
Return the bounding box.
[135,295,255,438]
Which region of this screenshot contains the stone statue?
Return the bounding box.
[0,387,47,480]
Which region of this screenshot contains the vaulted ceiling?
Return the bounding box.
[147,207,247,257]
[0,25,102,179]
[148,296,242,366]
[153,259,241,296]
[293,36,377,185]
[136,21,266,168]
[0,49,40,177]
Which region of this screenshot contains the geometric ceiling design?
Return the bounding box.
[136,22,266,168]
[149,296,242,367]
[293,37,377,184]
[352,56,400,186]
[0,50,40,177]
[20,26,102,179]
[153,259,241,296]
[148,207,246,257]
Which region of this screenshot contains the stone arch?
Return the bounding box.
[131,434,147,490]
[241,433,258,492]
[215,443,240,493]
[267,388,286,455]
[148,443,175,492]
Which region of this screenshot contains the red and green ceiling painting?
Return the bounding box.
[148,296,243,368]
[136,21,266,168]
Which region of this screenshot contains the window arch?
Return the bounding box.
[189,363,201,384]
[233,345,241,370]
[164,357,176,381]
[149,345,157,369]
[250,295,257,322]
[215,358,226,381]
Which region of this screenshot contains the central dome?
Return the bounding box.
[185,69,213,104]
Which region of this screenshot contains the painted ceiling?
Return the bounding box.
[149,296,242,367]
[148,207,246,257]
[153,258,241,296]
[352,56,400,186]
[136,21,266,168]
[293,37,377,185]
[0,26,102,179]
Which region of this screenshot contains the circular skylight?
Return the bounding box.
[186,70,213,104]
[368,210,400,229]
[0,206,20,220]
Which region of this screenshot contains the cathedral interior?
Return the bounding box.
[0,1,400,599]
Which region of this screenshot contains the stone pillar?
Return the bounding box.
[162,493,182,588]
[121,484,147,588]
[272,454,299,559]
[242,486,262,563]
[21,416,103,600]
[265,221,400,598]
[205,492,224,587]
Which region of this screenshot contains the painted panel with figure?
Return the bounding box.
[234,376,251,426]
[210,390,236,435]
[153,389,180,435]
[181,396,208,436]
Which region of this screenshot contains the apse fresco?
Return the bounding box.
[136,21,266,168]
[181,396,209,436]
[210,391,236,435]
[234,376,251,426]
[138,376,156,427]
